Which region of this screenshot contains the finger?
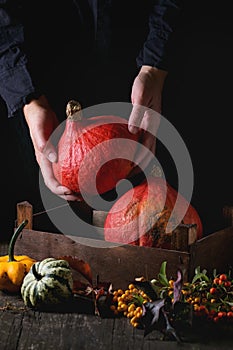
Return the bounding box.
[128,104,146,134]
[133,132,156,169]
[140,108,160,135]
[56,190,82,202]
[39,156,80,201]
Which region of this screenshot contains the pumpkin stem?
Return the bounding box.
[32,263,42,281]
[8,220,28,262]
[66,100,82,121]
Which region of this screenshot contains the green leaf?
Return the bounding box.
[192,272,209,284]
[195,266,201,275]
[225,301,233,307]
[158,261,169,287]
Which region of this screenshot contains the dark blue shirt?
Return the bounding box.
[0,0,181,118]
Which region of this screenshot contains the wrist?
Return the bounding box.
[23,91,43,105]
[140,65,168,87]
[23,94,49,113]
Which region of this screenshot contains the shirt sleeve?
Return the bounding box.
[0,1,37,118]
[136,0,182,71]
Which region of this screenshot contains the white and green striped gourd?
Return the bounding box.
[21,257,73,308]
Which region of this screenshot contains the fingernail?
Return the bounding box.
[48,152,57,162]
[64,191,72,195]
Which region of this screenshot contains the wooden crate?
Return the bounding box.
[14,202,233,289]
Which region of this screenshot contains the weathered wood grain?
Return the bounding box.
[189,226,233,276]
[14,229,190,288]
[1,289,233,349]
[17,201,33,229]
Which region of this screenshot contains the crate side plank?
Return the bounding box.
[189,226,233,278]
[14,229,190,288]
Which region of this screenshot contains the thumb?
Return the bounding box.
[42,140,58,163]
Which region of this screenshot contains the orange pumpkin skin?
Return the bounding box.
[104,176,203,248]
[53,114,140,196]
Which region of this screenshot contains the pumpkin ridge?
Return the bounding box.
[44,274,73,293]
[53,105,141,195]
[104,176,203,248]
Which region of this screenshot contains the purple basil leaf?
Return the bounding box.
[162,309,181,342]
[173,269,183,305]
[142,299,165,336]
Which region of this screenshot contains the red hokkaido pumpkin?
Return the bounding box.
[52,101,141,195]
[104,176,203,248]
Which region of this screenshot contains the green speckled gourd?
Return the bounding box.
[21,257,73,308]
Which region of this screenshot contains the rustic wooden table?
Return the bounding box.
[1,236,233,350]
[1,289,233,350]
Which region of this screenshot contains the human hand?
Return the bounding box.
[23,95,79,201]
[128,65,167,176]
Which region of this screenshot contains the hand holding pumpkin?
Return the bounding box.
[23,95,79,201]
[23,65,168,201]
[128,65,168,176]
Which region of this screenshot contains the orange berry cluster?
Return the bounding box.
[167,273,233,323]
[110,283,152,328]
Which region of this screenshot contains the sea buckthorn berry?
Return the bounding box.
[209,310,216,317]
[117,289,124,295]
[194,297,200,303]
[219,274,227,281]
[135,306,142,312]
[182,290,188,295]
[210,287,217,294]
[130,316,138,324]
[224,281,231,288]
[227,311,233,318]
[218,311,226,318]
[199,305,207,312]
[169,280,174,288]
[128,284,135,290]
[128,304,136,313]
[213,278,220,285]
[132,322,139,328]
[210,299,216,303]
[141,292,148,298]
[135,311,142,318]
[121,303,128,311]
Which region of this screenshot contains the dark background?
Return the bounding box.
[1,1,232,240]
